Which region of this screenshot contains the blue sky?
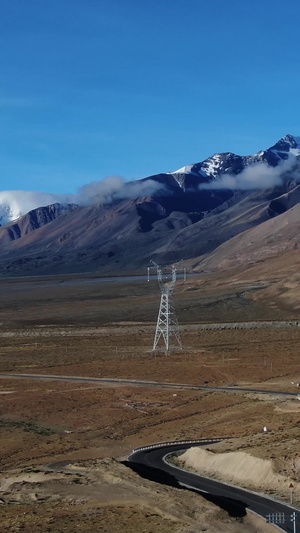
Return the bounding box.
[1,0,300,194]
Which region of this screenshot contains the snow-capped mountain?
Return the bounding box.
[166,134,300,188]
[1,134,300,226]
[0,190,75,226]
[1,134,300,277]
[0,203,14,226]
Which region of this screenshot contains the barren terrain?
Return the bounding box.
[1,271,300,531]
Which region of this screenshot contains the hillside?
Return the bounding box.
[0,134,300,276]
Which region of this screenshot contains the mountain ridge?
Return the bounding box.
[1,134,300,276]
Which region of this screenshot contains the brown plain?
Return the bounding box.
[1,270,300,532]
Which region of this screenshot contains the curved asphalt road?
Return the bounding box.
[1,372,298,529]
[127,440,298,532]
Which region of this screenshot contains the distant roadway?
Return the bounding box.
[0,372,297,397]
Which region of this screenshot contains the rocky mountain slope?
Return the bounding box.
[0,203,78,247]
[196,201,300,273]
[1,134,300,276]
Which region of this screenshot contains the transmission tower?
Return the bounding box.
[151,261,182,352]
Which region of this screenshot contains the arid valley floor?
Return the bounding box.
[1,269,300,532]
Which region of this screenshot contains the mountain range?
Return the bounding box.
[1,134,300,277]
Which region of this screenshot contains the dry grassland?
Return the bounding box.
[0,273,300,532]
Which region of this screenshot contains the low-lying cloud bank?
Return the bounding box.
[77,176,164,205]
[0,190,72,224]
[200,153,300,191]
[0,176,166,224]
[2,152,300,225]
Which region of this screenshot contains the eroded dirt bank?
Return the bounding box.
[1,457,276,533]
[179,442,300,505]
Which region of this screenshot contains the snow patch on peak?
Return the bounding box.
[272,135,299,152]
[0,190,72,225]
[0,204,14,226]
[290,147,300,157]
[171,165,194,175]
[201,153,227,178]
[292,136,300,147]
[168,164,206,189]
[171,173,186,189]
[283,134,300,145]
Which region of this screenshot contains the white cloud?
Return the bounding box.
[77,175,166,205]
[199,153,300,191]
[0,175,166,224]
[0,190,73,224]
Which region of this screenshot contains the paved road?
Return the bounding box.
[127,440,298,532]
[0,372,297,397]
[1,372,298,529]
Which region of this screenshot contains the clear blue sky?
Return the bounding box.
[1,0,300,194]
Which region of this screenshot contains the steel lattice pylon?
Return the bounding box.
[151,262,182,352]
